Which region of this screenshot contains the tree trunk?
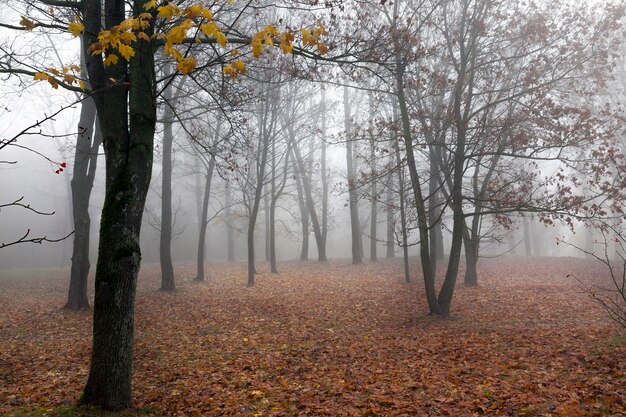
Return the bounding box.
[80,0,156,408]
[344,86,362,265]
[463,236,479,286]
[523,215,532,256]
[195,157,216,281]
[294,168,309,260]
[320,87,329,257]
[264,194,271,262]
[369,92,377,262]
[393,136,410,283]
[291,142,326,261]
[159,72,175,292]
[66,89,100,311]
[386,158,395,259]
[225,182,235,261]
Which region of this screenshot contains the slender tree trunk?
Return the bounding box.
[195,157,216,281]
[523,215,532,256]
[344,86,362,265]
[81,0,156,408]
[369,92,378,262]
[320,87,328,257]
[66,95,100,311]
[159,72,175,292]
[224,183,235,261]
[386,157,395,259]
[463,235,479,286]
[294,168,309,260]
[264,194,270,262]
[393,136,410,283]
[396,67,439,314]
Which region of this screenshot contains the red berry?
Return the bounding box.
[60,162,67,168]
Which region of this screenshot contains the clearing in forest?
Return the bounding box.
[0,257,624,416]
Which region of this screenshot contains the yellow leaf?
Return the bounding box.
[216,32,228,47]
[47,77,59,89]
[264,25,278,37]
[104,54,119,66]
[301,28,315,46]
[176,57,196,74]
[232,59,246,74]
[118,43,135,60]
[200,22,219,38]
[143,0,157,10]
[280,32,294,54]
[137,31,151,42]
[79,80,85,90]
[164,43,183,61]
[120,31,137,44]
[68,18,85,37]
[47,67,60,76]
[184,5,204,19]
[33,72,49,81]
[251,36,264,57]
[63,74,76,84]
[19,16,35,31]
[158,3,180,19]
[166,19,192,44]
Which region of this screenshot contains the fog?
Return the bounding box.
[1,0,625,415]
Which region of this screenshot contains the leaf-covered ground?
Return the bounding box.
[0,257,624,416]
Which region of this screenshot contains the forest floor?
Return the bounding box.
[0,256,624,417]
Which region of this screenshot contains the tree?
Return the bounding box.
[7,0,327,409]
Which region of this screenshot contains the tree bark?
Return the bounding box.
[195,157,216,281]
[66,89,100,311]
[159,69,175,292]
[80,0,156,408]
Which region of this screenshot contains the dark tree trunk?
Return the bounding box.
[195,157,215,281]
[66,87,100,311]
[159,73,175,292]
[80,0,156,409]
[463,236,479,286]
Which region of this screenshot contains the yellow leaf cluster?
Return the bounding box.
[300,23,328,54]
[68,17,85,37]
[223,59,246,79]
[176,57,197,74]
[32,65,83,90]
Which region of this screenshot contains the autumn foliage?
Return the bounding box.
[1,258,624,416]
